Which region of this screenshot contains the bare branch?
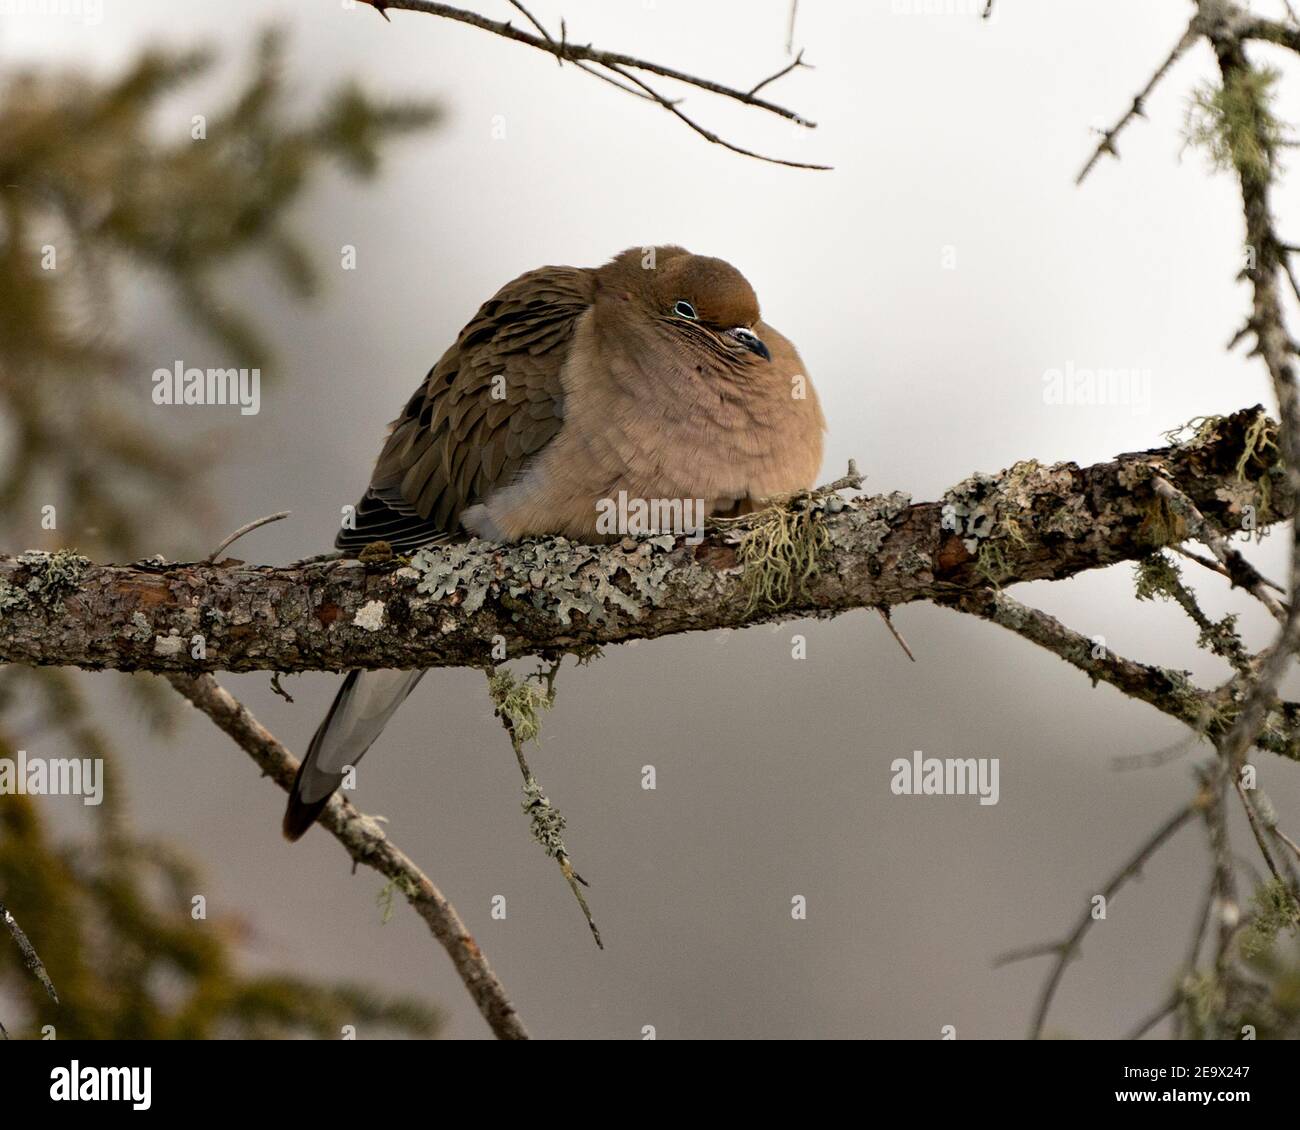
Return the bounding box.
[1016,798,1201,1039]
[599,60,830,171]
[1172,543,1286,593]
[207,510,290,563]
[874,606,916,662]
[1076,21,1200,185]
[1,900,59,1009]
[165,672,529,1040]
[747,49,810,99]
[1239,15,1300,54]
[1234,777,1285,885]
[359,0,826,168]
[1126,989,1181,1039]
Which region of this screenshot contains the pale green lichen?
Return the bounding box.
[13,549,90,613]
[734,500,828,612]
[1234,413,1278,480]
[375,874,419,925]
[1186,66,1287,186]
[896,543,932,579]
[1162,414,1227,449]
[0,578,31,614]
[1162,411,1278,484]
[487,668,551,744]
[1134,552,1183,602]
[720,489,909,612]
[352,600,386,631]
[1136,554,1247,664]
[1159,412,1279,539]
[1041,494,1093,539]
[409,535,674,626]
[828,490,911,557]
[126,611,152,642]
[975,541,1011,587]
[942,461,1075,582]
[521,775,567,858]
[1239,879,1300,959]
[1182,971,1227,1031]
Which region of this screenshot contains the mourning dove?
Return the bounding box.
[283,246,824,839]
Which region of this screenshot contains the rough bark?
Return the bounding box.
[0,407,1285,674]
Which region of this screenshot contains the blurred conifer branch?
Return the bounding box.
[0,29,444,1040]
[0,27,438,561]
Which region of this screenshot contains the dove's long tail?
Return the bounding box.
[283,669,426,841]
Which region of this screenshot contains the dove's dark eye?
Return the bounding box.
[672,300,697,320]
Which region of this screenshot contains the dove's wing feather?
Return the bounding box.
[336,265,593,553]
[285,265,593,839]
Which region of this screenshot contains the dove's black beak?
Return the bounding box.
[728,326,771,361]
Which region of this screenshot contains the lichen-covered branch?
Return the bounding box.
[0,407,1286,676]
[1,899,60,1038]
[164,672,529,1040]
[1195,1,1300,774]
[487,664,603,949]
[941,587,1300,762]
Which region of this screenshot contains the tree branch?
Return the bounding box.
[1075,19,1200,185]
[0,407,1287,675]
[996,795,1202,1039]
[164,672,529,1040]
[938,588,1300,763]
[1197,2,1300,774]
[1,899,60,1038]
[359,0,827,169]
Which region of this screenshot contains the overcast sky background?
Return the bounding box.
[5,0,1300,1039]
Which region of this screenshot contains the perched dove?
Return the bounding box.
[283,246,824,839]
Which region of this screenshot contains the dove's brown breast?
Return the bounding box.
[338,248,823,552]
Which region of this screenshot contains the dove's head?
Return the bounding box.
[602,246,772,364]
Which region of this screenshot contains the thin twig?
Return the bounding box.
[1272,823,1300,862]
[874,606,916,662]
[1235,776,1285,884]
[748,50,808,98]
[504,0,657,102]
[1076,21,1200,185]
[207,511,290,563]
[1111,731,1201,772]
[1,901,59,1006]
[1151,475,1287,622]
[816,458,865,495]
[1126,990,1181,1039]
[1178,869,1217,1037]
[360,0,827,168]
[992,940,1062,968]
[1172,543,1286,593]
[1239,14,1300,54]
[1023,799,1200,1039]
[1202,770,1239,987]
[601,59,831,171]
[487,664,604,949]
